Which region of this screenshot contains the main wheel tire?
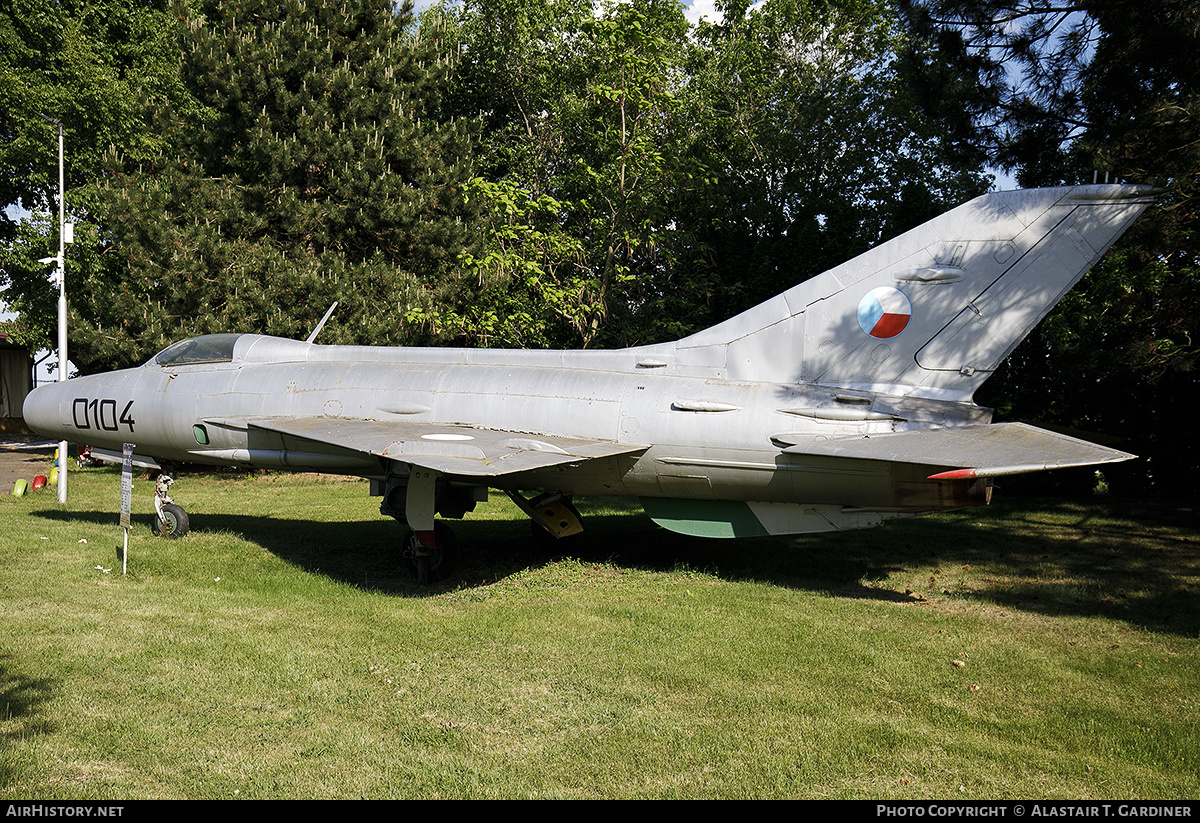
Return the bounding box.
[403,521,459,583]
[153,503,189,538]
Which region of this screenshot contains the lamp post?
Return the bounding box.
[37,113,69,503]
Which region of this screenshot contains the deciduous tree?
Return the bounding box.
[666,0,990,326]
[433,0,988,348]
[425,0,699,348]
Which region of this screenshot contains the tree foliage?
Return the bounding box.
[420,0,700,348]
[58,0,478,372]
[898,1,1200,186]
[0,0,193,360]
[671,0,990,326]
[898,0,1200,494]
[0,0,188,231]
[428,0,988,348]
[5,0,990,363]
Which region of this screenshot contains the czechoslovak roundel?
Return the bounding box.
[857,286,911,339]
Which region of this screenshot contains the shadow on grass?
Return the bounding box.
[0,653,57,790]
[31,495,1200,636]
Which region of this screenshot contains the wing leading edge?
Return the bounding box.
[242,416,647,477]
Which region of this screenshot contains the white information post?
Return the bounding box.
[120,443,133,575]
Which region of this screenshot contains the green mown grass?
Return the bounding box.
[1,462,1197,798]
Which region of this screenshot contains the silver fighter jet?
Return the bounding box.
[23,184,1157,581]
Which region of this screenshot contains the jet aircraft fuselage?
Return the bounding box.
[28,333,1000,537]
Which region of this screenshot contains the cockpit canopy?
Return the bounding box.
[150,333,316,367]
[153,334,243,367]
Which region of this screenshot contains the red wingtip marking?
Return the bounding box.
[928,468,978,480]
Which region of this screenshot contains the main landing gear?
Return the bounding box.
[152,471,189,538]
[402,522,460,585]
[380,468,475,585]
[379,468,587,585]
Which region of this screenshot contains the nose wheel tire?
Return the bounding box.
[153,503,190,538]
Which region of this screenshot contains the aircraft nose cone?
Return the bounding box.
[23,382,68,439]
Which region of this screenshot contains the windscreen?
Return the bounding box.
[153,334,243,367]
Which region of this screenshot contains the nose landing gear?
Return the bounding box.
[152,472,189,538]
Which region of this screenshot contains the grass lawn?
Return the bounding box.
[1,463,1197,799]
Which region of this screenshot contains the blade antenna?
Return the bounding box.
[305,302,338,344]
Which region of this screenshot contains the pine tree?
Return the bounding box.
[899,0,1200,495]
[72,0,478,372]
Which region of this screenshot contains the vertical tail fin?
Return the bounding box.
[672,185,1158,399]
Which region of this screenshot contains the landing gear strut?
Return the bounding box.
[152,472,189,538]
